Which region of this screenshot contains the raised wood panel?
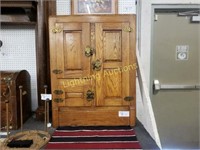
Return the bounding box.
[66,92,83,98]
[58,107,130,126]
[103,31,122,62]
[64,32,82,70]
[104,69,122,97]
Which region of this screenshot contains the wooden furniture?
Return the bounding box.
[0,70,32,129]
[49,15,136,127]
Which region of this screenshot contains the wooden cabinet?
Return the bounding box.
[49,15,136,127]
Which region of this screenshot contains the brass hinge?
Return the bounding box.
[124,96,134,101]
[54,90,63,95]
[123,27,133,32]
[52,69,63,74]
[54,98,64,103]
[52,26,63,33]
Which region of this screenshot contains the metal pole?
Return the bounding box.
[47,98,49,132]
[5,99,9,138]
[44,85,48,131]
[4,79,12,138]
[19,85,23,132]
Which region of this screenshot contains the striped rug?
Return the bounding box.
[45,126,142,149]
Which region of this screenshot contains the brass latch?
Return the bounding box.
[86,90,94,101]
[92,59,101,71]
[85,46,94,57]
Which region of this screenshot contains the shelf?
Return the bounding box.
[1,0,37,24]
[1,21,36,26]
[1,1,34,8]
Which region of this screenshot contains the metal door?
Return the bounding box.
[151,8,200,149]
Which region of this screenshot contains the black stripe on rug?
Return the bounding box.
[50,136,138,142]
[57,126,133,131]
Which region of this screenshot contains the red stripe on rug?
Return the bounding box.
[45,142,142,149]
[53,130,136,137]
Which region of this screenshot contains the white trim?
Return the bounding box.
[136,52,162,149]
[152,0,200,4]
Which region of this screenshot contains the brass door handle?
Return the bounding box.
[85,46,94,57]
[92,59,101,71]
[86,90,94,101]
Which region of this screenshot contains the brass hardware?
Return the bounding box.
[124,96,134,101]
[92,59,101,71]
[54,90,63,95]
[1,74,13,85]
[52,26,62,33]
[22,91,27,95]
[85,46,94,57]
[52,69,63,74]
[54,98,64,103]
[86,90,94,101]
[123,27,133,32]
